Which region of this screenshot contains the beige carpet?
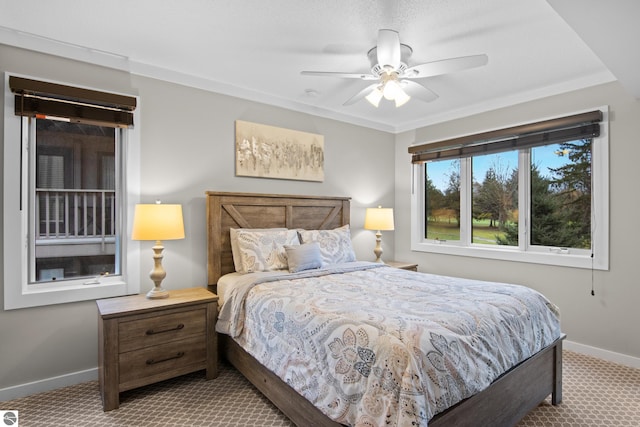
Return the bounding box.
[1,350,638,426]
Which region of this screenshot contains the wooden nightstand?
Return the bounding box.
[385,261,418,271]
[96,287,218,411]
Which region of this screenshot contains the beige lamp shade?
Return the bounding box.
[364,207,395,231]
[364,206,394,263]
[132,203,185,241]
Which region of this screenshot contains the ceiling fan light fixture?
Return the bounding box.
[382,79,401,100]
[394,89,411,107]
[365,87,383,107]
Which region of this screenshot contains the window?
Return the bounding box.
[425,159,461,241]
[3,75,140,309]
[410,108,608,270]
[31,119,119,282]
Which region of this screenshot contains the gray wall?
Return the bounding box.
[394,81,640,361]
[0,45,395,394]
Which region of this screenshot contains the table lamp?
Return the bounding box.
[132,202,185,299]
[364,206,395,263]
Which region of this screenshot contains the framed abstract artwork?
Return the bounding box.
[235,120,324,182]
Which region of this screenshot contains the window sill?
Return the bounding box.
[411,241,607,270]
[4,279,137,310]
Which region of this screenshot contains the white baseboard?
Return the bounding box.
[0,368,98,402]
[564,340,640,369]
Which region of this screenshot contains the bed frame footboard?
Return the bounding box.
[429,334,565,427]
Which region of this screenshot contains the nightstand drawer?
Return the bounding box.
[119,308,206,352]
[119,335,206,388]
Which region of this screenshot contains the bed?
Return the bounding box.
[206,191,564,427]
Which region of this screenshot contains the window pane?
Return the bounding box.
[472,152,519,246]
[530,140,592,249]
[425,159,460,241]
[32,119,119,283]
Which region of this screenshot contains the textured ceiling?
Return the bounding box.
[0,0,635,133]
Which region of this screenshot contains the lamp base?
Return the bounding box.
[146,241,169,299]
[146,286,169,299]
[373,230,384,263]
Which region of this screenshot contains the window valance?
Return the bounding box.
[9,76,136,128]
[409,110,602,164]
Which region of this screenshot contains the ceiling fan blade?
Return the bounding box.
[301,71,377,80]
[404,54,488,79]
[376,29,401,69]
[343,83,379,106]
[402,80,439,103]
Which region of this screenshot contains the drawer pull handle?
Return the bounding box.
[146,351,185,365]
[146,323,184,335]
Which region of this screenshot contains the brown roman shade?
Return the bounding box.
[9,76,136,128]
[409,110,602,164]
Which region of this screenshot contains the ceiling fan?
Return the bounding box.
[301,29,488,108]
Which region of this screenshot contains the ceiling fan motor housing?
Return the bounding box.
[368,44,413,76]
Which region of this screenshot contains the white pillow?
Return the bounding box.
[284,242,323,273]
[230,228,286,272]
[236,229,300,273]
[298,224,356,265]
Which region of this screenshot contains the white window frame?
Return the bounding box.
[411,106,609,270]
[3,73,140,309]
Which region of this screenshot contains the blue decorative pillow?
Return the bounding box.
[285,242,323,273]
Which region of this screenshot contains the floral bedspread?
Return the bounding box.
[216,263,562,427]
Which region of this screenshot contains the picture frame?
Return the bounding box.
[235,120,324,182]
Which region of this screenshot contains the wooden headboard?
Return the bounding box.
[206,191,351,285]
